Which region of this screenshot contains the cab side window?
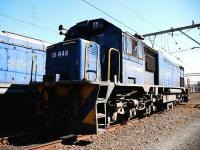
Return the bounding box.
[126,35,132,55]
[125,34,143,59]
[131,39,138,56]
[137,42,143,59]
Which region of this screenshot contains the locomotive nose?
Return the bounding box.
[45,39,100,81]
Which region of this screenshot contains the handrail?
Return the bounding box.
[107,48,120,81]
[84,41,100,80]
[30,55,37,83]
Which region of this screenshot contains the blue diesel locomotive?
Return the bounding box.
[33,19,188,134]
[0,31,50,138]
[0,31,50,94]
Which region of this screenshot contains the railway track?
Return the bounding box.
[21,124,126,150]
[24,134,96,150]
[24,139,62,150]
[0,131,33,145]
[23,119,141,150]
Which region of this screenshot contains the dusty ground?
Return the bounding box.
[51,93,200,150]
[150,93,200,150]
[1,93,200,150]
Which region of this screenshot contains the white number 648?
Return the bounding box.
[51,50,68,58]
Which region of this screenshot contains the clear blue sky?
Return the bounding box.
[1,0,200,75]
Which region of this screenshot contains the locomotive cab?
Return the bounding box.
[45,38,101,81]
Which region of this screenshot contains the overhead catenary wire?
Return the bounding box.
[170,47,200,54]
[80,0,138,33]
[80,0,191,69]
[113,0,181,46]
[113,0,185,54]
[0,12,57,33]
[113,0,162,31]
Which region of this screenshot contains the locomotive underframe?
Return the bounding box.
[31,80,188,135]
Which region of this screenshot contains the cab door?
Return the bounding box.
[86,42,100,80]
